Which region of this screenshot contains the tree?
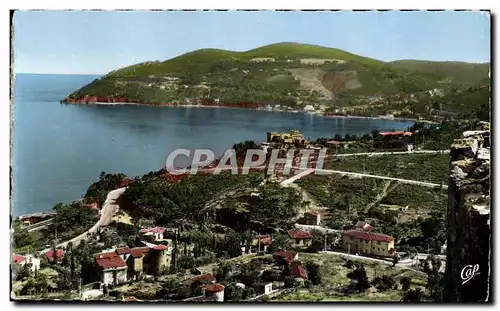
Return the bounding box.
[215,261,234,283]
[345,260,355,269]
[224,283,244,302]
[155,278,183,300]
[403,288,424,302]
[400,277,411,292]
[304,261,322,285]
[237,261,261,288]
[17,263,32,281]
[267,233,291,253]
[346,264,371,293]
[371,275,395,292]
[421,255,443,301]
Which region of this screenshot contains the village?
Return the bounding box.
[11,127,449,302]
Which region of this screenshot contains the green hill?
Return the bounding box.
[389,60,490,85]
[63,42,490,121]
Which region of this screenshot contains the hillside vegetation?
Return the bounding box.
[63,42,490,121]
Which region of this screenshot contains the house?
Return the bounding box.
[12,254,40,272]
[182,274,217,297]
[201,283,225,302]
[44,249,65,263]
[299,211,321,226]
[128,246,150,280]
[273,250,298,265]
[342,230,395,257]
[115,247,132,261]
[354,221,374,232]
[255,282,273,295]
[288,229,313,248]
[93,243,170,283]
[139,227,165,241]
[289,262,308,280]
[94,251,128,286]
[250,235,272,253]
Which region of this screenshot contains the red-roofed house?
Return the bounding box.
[273,250,298,265]
[95,252,128,286]
[183,274,217,297]
[44,249,65,263]
[288,229,313,248]
[251,235,272,253]
[12,254,25,264]
[289,262,308,280]
[12,254,40,272]
[139,226,165,241]
[342,230,395,257]
[201,283,225,302]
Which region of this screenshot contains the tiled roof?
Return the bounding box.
[45,249,65,260]
[116,247,131,255]
[288,229,313,239]
[95,252,127,269]
[290,262,308,280]
[150,244,168,251]
[202,283,225,293]
[130,247,150,258]
[251,235,272,246]
[141,241,168,251]
[94,252,115,259]
[124,296,138,302]
[344,230,394,243]
[273,250,297,262]
[12,254,25,264]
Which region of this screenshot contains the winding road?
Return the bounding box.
[38,187,126,254]
[326,149,450,158]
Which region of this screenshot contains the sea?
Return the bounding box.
[12,73,414,216]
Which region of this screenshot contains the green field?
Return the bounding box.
[325,153,450,184]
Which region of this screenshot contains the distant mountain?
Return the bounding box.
[62,42,490,121]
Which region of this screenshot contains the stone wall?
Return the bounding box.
[443,121,491,302]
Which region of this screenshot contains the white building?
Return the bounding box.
[12,254,40,272]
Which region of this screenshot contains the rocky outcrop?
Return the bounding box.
[61,96,265,109]
[61,95,135,104]
[444,121,491,302]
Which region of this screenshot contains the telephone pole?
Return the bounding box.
[324,233,327,251]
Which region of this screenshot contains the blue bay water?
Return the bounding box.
[12,74,413,216]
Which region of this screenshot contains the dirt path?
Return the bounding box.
[364,181,400,213]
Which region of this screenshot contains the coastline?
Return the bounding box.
[61,100,438,124]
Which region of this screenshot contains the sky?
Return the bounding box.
[13,10,490,74]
